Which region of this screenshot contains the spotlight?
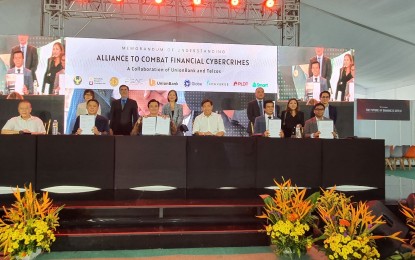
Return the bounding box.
[193,0,202,5]
[230,0,239,7]
[114,0,124,3]
[155,0,163,4]
[264,0,274,9]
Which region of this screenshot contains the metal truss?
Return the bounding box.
[43,0,299,45]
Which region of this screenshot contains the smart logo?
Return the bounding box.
[252,82,269,88]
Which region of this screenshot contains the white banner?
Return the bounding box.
[65,37,278,93]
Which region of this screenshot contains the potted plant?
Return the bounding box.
[0,183,63,260]
[258,179,319,259]
[317,188,404,260]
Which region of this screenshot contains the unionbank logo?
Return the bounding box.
[73,76,82,85]
[233,81,248,86]
[149,79,156,86]
[252,82,269,88]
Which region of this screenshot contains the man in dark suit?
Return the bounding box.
[310,91,337,124]
[247,88,265,135]
[6,51,33,94]
[305,61,328,101]
[10,35,38,81]
[308,47,332,90]
[254,100,283,137]
[109,85,138,135]
[72,99,109,135]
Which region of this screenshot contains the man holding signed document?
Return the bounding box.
[253,100,284,138]
[72,99,109,135]
[131,99,177,136]
[304,103,337,139]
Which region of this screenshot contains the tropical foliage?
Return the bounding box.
[0,184,63,259]
[258,178,319,259]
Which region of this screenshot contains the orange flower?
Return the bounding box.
[339,219,350,227]
[288,213,299,221]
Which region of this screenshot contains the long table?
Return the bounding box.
[0,136,384,197]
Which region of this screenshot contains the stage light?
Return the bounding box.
[230,0,239,7]
[155,0,163,4]
[114,0,124,3]
[193,0,202,6]
[264,0,274,8]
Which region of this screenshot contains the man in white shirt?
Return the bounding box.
[193,99,225,136]
[6,50,34,94]
[1,100,46,135]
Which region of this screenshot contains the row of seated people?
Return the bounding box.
[1,86,337,138]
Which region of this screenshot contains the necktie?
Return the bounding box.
[259,100,263,115]
[268,116,271,120]
[315,77,317,82]
[17,69,21,74]
[122,99,126,109]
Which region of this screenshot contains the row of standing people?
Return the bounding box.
[248,87,337,138]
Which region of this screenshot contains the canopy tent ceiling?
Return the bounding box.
[0,0,414,92]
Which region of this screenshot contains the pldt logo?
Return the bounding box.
[233,81,248,86]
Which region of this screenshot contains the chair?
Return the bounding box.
[385,145,393,171]
[404,145,415,170]
[390,145,405,170]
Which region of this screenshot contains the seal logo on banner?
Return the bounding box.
[149,79,156,87]
[73,76,82,85]
[110,77,119,87]
[184,80,191,87]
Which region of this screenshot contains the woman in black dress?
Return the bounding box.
[42,42,64,94]
[280,98,304,138]
[335,54,354,101]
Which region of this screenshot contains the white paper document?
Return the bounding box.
[155,116,170,135]
[80,115,95,135]
[268,119,281,138]
[142,117,157,135]
[6,74,24,94]
[312,83,320,100]
[317,120,334,139]
[142,116,171,135]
